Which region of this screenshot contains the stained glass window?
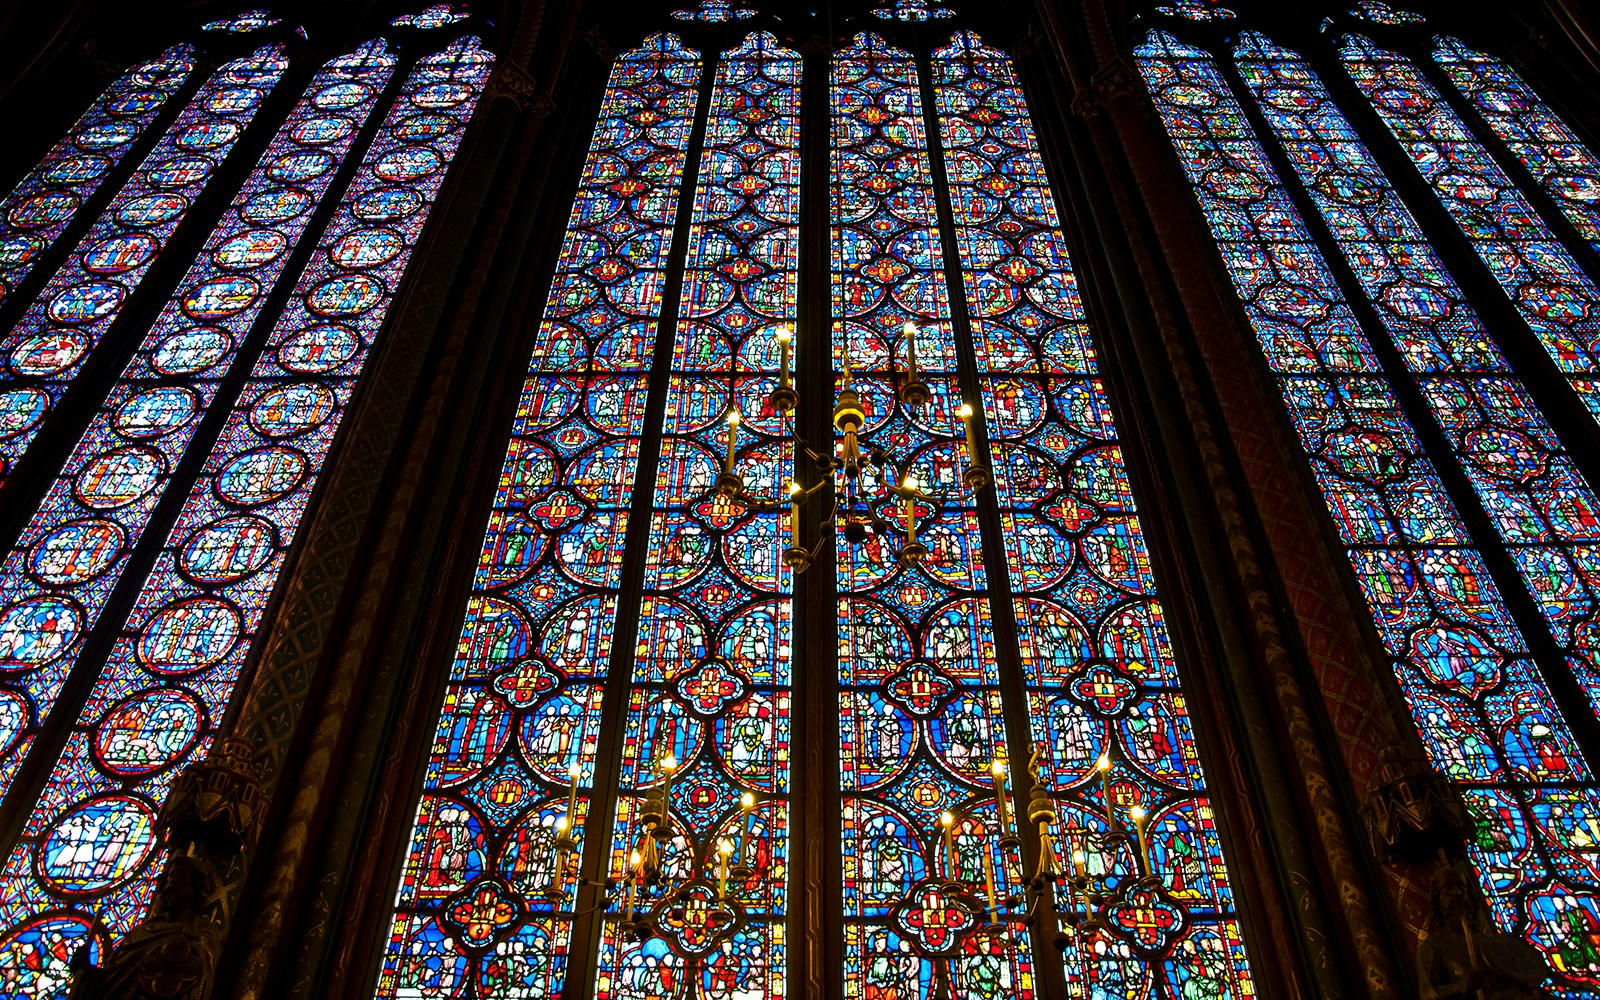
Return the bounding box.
[0,44,289,481]
[0,46,194,308]
[1137,19,1600,987]
[1341,34,1600,424]
[376,32,700,1000]
[0,14,492,997]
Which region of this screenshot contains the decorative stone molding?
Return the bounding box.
[584,26,615,65]
[72,739,268,1000]
[485,59,539,108]
[1362,745,1469,864]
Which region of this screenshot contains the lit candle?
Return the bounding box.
[552,815,571,877]
[903,320,919,383]
[717,838,734,897]
[956,402,979,461]
[625,848,641,921]
[903,474,919,545]
[787,481,801,547]
[1071,848,1087,881]
[725,410,741,473]
[941,810,960,880]
[1096,752,1115,827]
[1130,806,1153,878]
[565,761,581,820]
[982,847,999,922]
[989,759,1010,834]
[777,324,793,388]
[740,790,757,864]
[839,327,853,388]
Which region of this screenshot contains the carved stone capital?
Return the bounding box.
[485,59,539,109]
[1071,56,1142,118]
[584,26,616,64]
[1362,745,1468,865]
[72,739,267,1000]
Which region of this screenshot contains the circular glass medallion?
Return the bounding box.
[75,446,163,508]
[249,382,335,437]
[241,186,311,224]
[394,113,456,140]
[279,324,359,373]
[330,228,402,268]
[176,119,240,150]
[290,115,355,145]
[152,327,231,375]
[374,145,441,181]
[267,150,333,183]
[412,82,471,108]
[0,233,43,270]
[94,689,203,776]
[81,233,157,275]
[38,795,156,893]
[145,155,213,189]
[105,89,164,116]
[74,122,139,150]
[216,446,306,505]
[48,282,123,324]
[117,192,187,227]
[137,599,241,673]
[11,331,89,376]
[8,191,77,229]
[28,519,123,586]
[204,86,263,114]
[352,186,422,222]
[180,515,276,583]
[182,275,260,319]
[0,690,24,755]
[212,229,288,270]
[305,274,382,316]
[113,386,198,438]
[0,917,97,996]
[43,154,110,184]
[0,597,81,669]
[0,388,48,440]
[313,82,371,110]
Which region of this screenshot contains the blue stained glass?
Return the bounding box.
[0,40,391,827]
[870,0,954,21]
[201,9,283,33]
[378,33,698,1000]
[390,4,471,28]
[0,45,288,483]
[937,31,1255,997]
[1348,1,1425,25]
[595,33,797,1000]
[1341,34,1600,424]
[831,32,1033,1000]
[671,1,756,22]
[0,46,194,306]
[1434,36,1600,257]
[1138,28,1600,989]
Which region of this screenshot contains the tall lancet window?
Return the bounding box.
[0,6,491,996]
[377,8,1257,1000]
[1138,0,1600,988]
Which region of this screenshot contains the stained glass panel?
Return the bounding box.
[376,33,700,1000]
[0,44,289,481]
[831,32,1034,1000]
[1341,34,1600,423]
[1138,28,1600,988]
[0,36,491,997]
[202,9,283,33]
[0,40,392,816]
[0,46,194,308]
[1433,36,1600,257]
[938,31,1255,998]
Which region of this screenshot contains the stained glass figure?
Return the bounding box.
[0,46,194,308]
[1434,36,1600,257]
[0,45,288,482]
[201,9,284,33]
[1236,27,1600,777]
[593,33,798,1000]
[831,32,1032,1000]
[0,40,392,820]
[1341,34,1600,423]
[870,0,955,21]
[938,31,1255,998]
[376,33,700,1000]
[671,1,757,22]
[0,37,490,997]
[390,4,472,29]
[1137,28,1600,987]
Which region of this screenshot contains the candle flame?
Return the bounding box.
[661,755,677,772]
[727,410,741,426]
[718,838,735,856]
[1130,805,1146,822]
[741,791,756,809]
[556,816,570,832]
[990,759,1004,776]
[787,480,801,497]
[940,810,955,828]
[957,402,974,419]
[1072,849,1087,865]
[903,321,918,337]
[568,763,582,779]
[903,474,919,492]
[776,324,793,343]
[1096,753,1110,773]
